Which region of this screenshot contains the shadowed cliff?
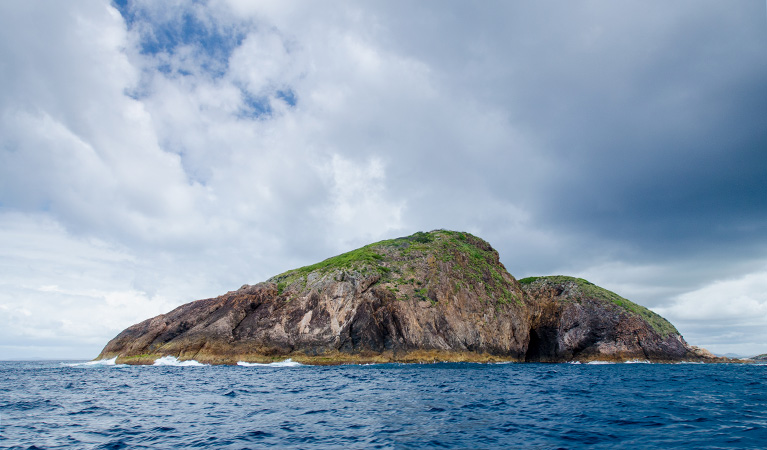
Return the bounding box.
[98,230,713,364]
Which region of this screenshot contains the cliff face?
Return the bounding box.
[98,230,708,364]
[520,276,689,362]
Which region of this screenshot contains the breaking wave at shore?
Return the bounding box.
[237,358,303,367]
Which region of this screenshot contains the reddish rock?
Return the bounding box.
[97,230,713,364]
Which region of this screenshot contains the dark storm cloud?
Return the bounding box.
[362,1,767,263]
[2,0,766,358]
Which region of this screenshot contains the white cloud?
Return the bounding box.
[537,259,767,356]
[0,213,184,358]
[0,1,211,248]
[660,270,767,323]
[229,30,296,95]
[0,1,764,359]
[653,269,767,355]
[320,154,404,250]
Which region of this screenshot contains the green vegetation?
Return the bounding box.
[518,276,540,285]
[270,244,389,291]
[411,230,520,306]
[497,287,518,305]
[269,229,523,307]
[120,352,161,362]
[519,275,591,286]
[520,275,679,337]
[408,231,434,244]
[297,246,384,273]
[272,231,446,283]
[271,231,673,329]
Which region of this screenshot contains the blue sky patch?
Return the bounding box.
[239,90,272,119]
[238,88,297,119]
[111,0,247,78]
[276,89,297,107]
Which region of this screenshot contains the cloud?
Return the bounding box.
[652,267,767,355]
[0,0,765,358]
[0,213,182,358]
[664,271,767,324]
[0,1,209,249]
[357,2,767,258]
[320,154,404,249]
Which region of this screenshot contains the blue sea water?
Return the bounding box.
[1,360,766,449]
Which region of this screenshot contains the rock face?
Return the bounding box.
[519,276,689,362]
[98,230,711,364]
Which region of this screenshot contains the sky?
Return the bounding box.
[0,0,766,359]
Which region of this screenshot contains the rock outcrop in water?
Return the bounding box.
[98,230,714,364]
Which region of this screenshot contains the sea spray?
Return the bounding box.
[63,357,119,367]
[152,356,207,366]
[237,358,302,367]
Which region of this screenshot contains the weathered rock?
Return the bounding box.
[97,230,713,364]
[519,276,690,362]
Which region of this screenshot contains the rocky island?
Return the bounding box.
[98,230,716,364]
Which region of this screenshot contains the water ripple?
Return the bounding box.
[2,361,767,448]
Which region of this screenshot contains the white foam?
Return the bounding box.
[625,359,651,364]
[237,358,303,367]
[586,360,615,365]
[64,357,119,367]
[152,356,207,366]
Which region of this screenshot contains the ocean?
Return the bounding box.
[1,359,765,449]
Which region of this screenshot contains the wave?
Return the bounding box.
[568,360,615,365]
[237,358,303,367]
[63,357,119,367]
[570,360,650,365]
[152,356,207,367]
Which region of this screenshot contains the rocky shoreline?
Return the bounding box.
[98,230,723,365]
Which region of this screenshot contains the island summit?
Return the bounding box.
[98,230,717,364]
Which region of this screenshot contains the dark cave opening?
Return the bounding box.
[524,326,559,362]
